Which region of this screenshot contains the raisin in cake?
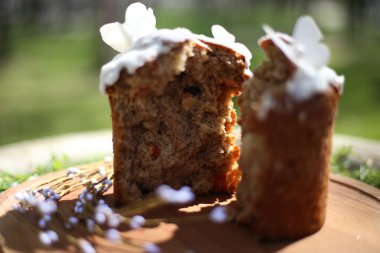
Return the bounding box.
[234,16,344,239]
[99,3,251,206]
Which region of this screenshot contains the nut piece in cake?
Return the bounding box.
[234,16,344,239]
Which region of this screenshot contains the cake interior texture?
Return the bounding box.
[107,41,247,206]
[235,39,340,239]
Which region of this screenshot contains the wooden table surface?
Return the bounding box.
[0,168,380,253]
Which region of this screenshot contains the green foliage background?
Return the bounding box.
[1,6,379,145]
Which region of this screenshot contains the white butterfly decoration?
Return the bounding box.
[263,16,329,74]
[100,2,157,53]
[263,16,344,100]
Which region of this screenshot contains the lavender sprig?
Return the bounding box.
[13,160,227,253]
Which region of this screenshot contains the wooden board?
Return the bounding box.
[0,169,380,253]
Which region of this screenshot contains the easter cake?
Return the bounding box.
[99,3,251,206]
[234,16,344,239]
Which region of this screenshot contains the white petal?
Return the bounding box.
[212,25,235,43]
[125,2,149,26]
[305,43,330,69]
[124,3,156,38]
[292,16,323,44]
[100,22,133,52]
[134,8,156,36]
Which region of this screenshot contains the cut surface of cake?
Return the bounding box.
[99,3,251,206]
[234,16,344,239]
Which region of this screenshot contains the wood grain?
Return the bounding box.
[0,168,379,253]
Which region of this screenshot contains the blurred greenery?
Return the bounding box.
[0,154,69,192]
[0,32,110,144]
[331,146,380,189]
[0,5,380,145]
[0,154,103,192]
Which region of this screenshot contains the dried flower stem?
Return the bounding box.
[14,160,212,253]
[120,214,207,227]
[34,163,113,191]
[32,166,113,199]
[116,196,165,216]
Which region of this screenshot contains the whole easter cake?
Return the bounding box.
[234,16,344,239]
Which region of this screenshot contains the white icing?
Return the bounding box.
[99,3,252,92]
[100,2,156,53]
[256,91,275,120]
[199,25,252,69]
[263,15,344,101]
[100,28,194,93]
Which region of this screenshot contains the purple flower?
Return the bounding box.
[129,215,145,229]
[79,189,89,201]
[78,239,96,253]
[102,179,113,187]
[156,185,194,204]
[86,193,94,201]
[86,219,95,233]
[39,231,52,246]
[67,167,81,177]
[38,214,52,228]
[98,166,106,176]
[15,190,38,208]
[144,242,161,253]
[42,214,52,221]
[93,201,120,228]
[39,230,58,246]
[107,214,121,228]
[53,193,61,200]
[94,211,106,224]
[105,228,121,242]
[68,216,78,225]
[102,185,110,192]
[38,218,48,229]
[209,206,228,223]
[41,188,51,198]
[46,230,59,242]
[37,200,57,215]
[74,205,83,214]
